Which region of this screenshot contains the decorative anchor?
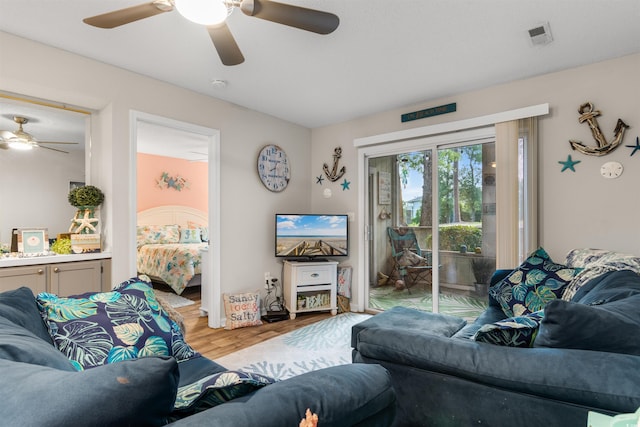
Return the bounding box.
[569,102,629,156]
[323,147,346,182]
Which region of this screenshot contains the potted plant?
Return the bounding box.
[68,185,104,234]
[471,256,495,296]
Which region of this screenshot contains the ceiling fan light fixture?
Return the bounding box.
[175,0,230,26]
[8,139,34,150]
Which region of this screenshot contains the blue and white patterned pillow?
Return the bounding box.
[171,370,277,417]
[179,228,202,243]
[37,277,199,370]
[489,247,579,317]
[473,310,544,347]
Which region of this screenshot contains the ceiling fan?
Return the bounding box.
[0,117,79,154]
[82,0,340,66]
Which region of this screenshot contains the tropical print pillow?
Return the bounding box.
[136,224,181,247]
[37,277,199,370]
[489,247,579,317]
[473,310,544,347]
[171,370,277,418]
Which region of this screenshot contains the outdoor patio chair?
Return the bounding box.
[386,227,434,293]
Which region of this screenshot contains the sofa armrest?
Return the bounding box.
[353,327,640,413]
[168,364,396,427]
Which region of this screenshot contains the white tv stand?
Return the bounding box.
[282,260,338,319]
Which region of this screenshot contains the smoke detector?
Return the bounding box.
[528,22,553,46]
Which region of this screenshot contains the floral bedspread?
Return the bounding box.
[137,243,207,295]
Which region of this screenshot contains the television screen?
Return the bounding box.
[275,214,348,259]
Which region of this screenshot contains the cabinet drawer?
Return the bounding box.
[297,267,333,285]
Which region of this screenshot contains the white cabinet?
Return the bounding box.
[282,260,338,319]
[0,256,111,296]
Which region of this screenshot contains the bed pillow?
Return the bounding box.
[223,292,263,330]
[37,277,199,370]
[488,247,579,317]
[179,228,202,243]
[136,224,181,247]
[187,221,209,242]
[0,356,178,427]
[472,310,544,347]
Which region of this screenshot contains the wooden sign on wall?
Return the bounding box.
[401,102,457,123]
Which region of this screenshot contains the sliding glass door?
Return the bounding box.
[367,137,495,319]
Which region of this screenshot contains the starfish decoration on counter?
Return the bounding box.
[341,178,351,190]
[559,155,581,172]
[626,136,640,156]
[70,210,99,234]
[316,175,324,184]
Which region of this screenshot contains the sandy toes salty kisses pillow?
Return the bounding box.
[223,292,263,330]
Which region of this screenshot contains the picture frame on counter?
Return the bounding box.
[17,229,49,254]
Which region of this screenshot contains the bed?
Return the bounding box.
[136,205,209,295]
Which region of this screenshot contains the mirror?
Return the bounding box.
[0,94,89,249]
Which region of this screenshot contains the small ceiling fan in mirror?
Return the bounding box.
[82,0,340,66]
[0,116,79,154]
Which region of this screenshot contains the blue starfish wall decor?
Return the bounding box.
[559,155,581,172]
[626,136,640,157]
[341,178,351,190]
[316,175,324,184]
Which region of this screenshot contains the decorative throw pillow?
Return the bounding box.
[136,224,181,247]
[488,247,579,317]
[179,228,202,243]
[223,292,263,330]
[472,310,544,347]
[37,277,199,370]
[187,221,209,242]
[171,370,277,418]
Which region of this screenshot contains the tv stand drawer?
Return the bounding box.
[283,260,338,319]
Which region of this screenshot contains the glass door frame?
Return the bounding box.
[354,104,549,313]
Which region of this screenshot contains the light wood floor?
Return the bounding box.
[175,286,333,361]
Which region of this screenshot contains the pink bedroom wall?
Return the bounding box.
[137,153,208,212]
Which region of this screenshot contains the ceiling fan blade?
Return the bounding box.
[207,23,245,66]
[83,1,173,29]
[0,142,8,150]
[37,144,69,154]
[241,0,339,34]
[0,130,17,140]
[38,141,80,145]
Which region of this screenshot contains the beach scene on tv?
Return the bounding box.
[276,215,348,257]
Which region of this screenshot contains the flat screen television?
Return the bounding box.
[275,214,348,260]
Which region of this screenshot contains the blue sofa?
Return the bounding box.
[0,283,396,426]
[352,248,640,426]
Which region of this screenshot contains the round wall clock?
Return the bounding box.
[600,161,623,179]
[257,144,290,192]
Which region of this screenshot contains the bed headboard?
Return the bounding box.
[137,205,208,227]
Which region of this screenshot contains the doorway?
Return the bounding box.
[130,111,221,328]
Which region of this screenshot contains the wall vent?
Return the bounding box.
[528,22,553,46]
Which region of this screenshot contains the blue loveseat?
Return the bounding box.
[352,248,640,426]
[0,280,396,426]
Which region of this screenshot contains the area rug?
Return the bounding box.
[217,312,371,380]
[369,285,487,321]
[153,289,195,308]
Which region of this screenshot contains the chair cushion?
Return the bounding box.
[0,356,178,427]
[0,286,52,343]
[37,277,199,370]
[0,317,75,370]
[488,247,579,317]
[535,270,640,355]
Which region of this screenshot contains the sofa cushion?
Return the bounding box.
[0,355,179,427]
[37,277,199,370]
[0,317,75,370]
[489,247,579,317]
[171,370,277,419]
[535,271,640,355]
[472,310,543,347]
[0,286,53,343]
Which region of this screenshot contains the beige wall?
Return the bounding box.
[0,32,311,308]
[312,53,640,308]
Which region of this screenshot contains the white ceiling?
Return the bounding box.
[1,0,639,137]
